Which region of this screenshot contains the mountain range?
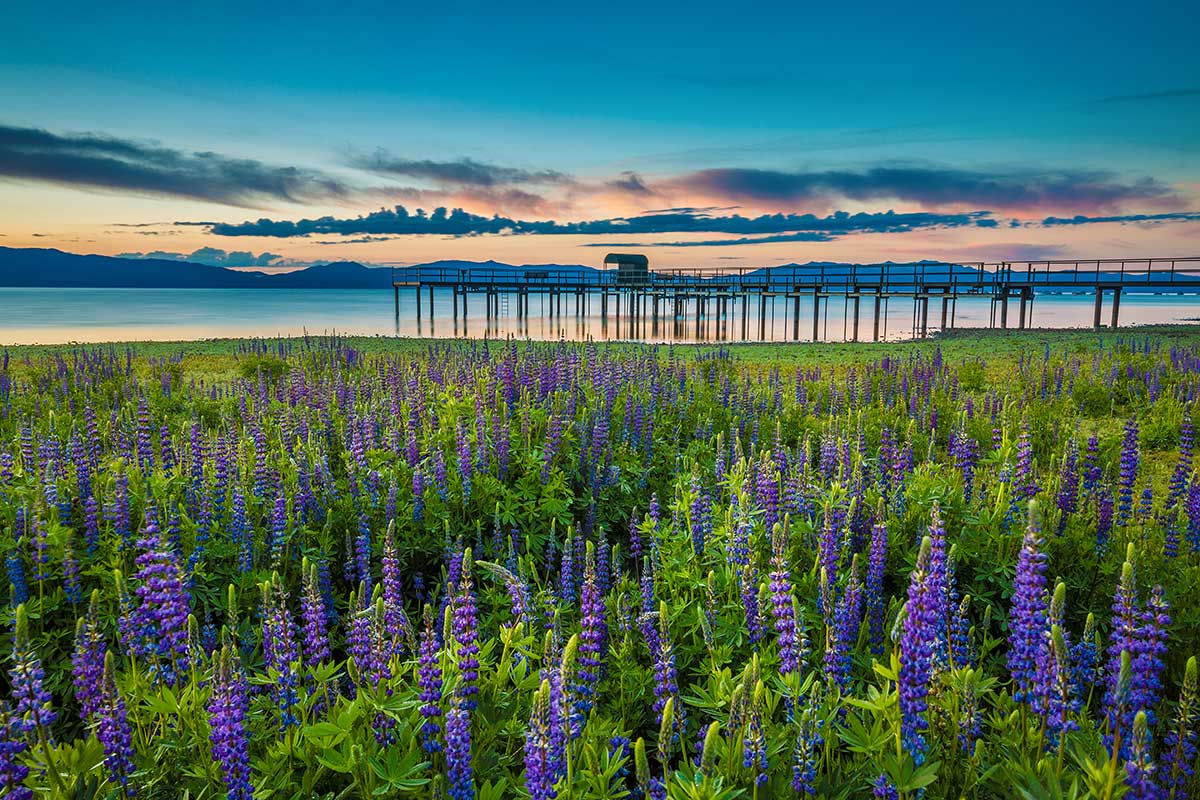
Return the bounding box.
[0,247,1195,293]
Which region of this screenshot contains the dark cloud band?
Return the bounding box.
[203,206,993,239]
[0,124,350,207]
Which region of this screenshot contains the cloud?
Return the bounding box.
[1038,212,1200,226]
[117,247,283,267]
[202,205,992,241]
[607,171,654,195]
[0,123,352,207]
[349,150,571,187]
[584,232,836,247]
[1091,88,1200,105]
[665,165,1182,212]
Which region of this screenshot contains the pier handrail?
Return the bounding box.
[392,256,1200,293]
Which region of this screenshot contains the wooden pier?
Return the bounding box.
[391,256,1200,340]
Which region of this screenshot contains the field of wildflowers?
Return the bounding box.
[1,330,1198,799]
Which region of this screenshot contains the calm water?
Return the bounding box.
[2,287,1199,345]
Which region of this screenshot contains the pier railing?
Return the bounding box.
[392,257,1200,294]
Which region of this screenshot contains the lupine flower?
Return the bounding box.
[1014,422,1039,500]
[792,686,824,795]
[873,773,899,800]
[1125,710,1158,800]
[825,555,863,692]
[741,563,762,648]
[1162,656,1197,800]
[866,515,888,654]
[1104,551,1140,758]
[261,576,300,730]
[1117,416,1140,527]
[898,536,937,766]
[445,694,474,800]
[417,605,444,754]
[742,682,768,788]
[1008,502,1049,707]
[131,508,191,686]
[381,521,408,653]
[1056,437,1080,535]
[575,541,606,720]
[450,548,480,711]
[1131,584,1169,727]
[769,520,804,677]
[72,591,106,722]
[97,651,136,794]
[0,702,31,800]
[524,680,557,800]
[9,604,56,734]
[300,559,331,665]
[208,645,253,800]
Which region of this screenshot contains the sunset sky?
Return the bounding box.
[2,0,1198,269]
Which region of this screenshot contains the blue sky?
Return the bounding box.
[1,0,1197,266]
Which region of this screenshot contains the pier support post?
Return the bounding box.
[416,285,422,322]
[1000,293,1009,328]
[851,291,861,342]
[428,285,434,322]
[1093,288,1103,329]
[394,285,399,317]
[1111,287,1122,329]
[940,294,949,332]
[793,293,801,340]
[873,290,882,341]
[920,294,930,338]
[1018,289,1028,330]
[812,289,821,342]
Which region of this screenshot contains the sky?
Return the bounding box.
[1,0,1198,269]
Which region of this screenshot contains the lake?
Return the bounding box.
[2,287,1199,345]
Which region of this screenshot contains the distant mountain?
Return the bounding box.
[0,247,597,289]
[1,247,1194,293]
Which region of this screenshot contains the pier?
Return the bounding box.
[391,256,1200,341]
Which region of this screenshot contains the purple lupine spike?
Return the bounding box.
[1131,585,1170,727]
[9,605,55,735]
[418,605,444,754]
[451,548,480,711]
[382,522,408,653]
[0,702,31,800]
[1162,656,1197,800]
[899,536,937,766]
[131,508,191,686]
[72,591,106,723]
[355,512,372,596]
[1125,711,1158,800]
[1082,434,1102,498]
[208,644,253,800]
[1104,552,1141,758]
[96,651,136,794]
[741,563,762,649]
[524,680,556,800]
[261,576,300,730]
[651,602,682,731]
[1008,502,1049,707]
[300,559,331,665]
[1169,416,1194,507]
[826,555,863,692]
[269,492,287,566]
[1056,438,1080,535]
[445,694,474,800]
[574,542,606,725]
[742,685,768,788]
[866,512,889,655]
[769,520,804,677]
[1014,422,1039,500]
[791,687,824,795]
[1117,416,1140,527]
